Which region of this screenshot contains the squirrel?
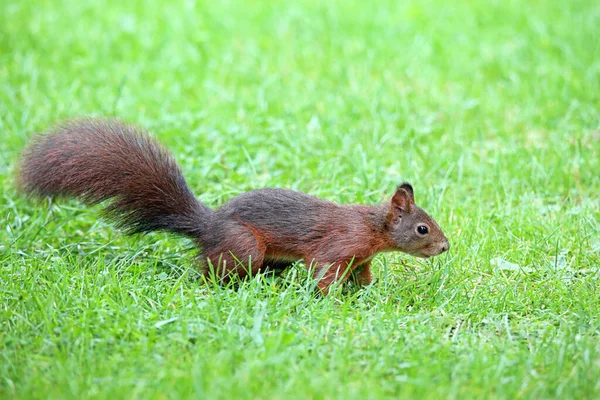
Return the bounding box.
[17,118,450,294]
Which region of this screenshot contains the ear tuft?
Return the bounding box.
[398,182,415,204]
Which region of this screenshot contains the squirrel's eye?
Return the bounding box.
[417,225,429,235]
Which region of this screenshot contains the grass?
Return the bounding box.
[1,0,599,398]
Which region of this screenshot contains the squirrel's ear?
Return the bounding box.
[391,185,413,212]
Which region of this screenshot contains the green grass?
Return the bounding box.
[1,0,600,398]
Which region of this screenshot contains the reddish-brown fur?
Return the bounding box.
[17,118,450,294]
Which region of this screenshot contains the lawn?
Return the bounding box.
[1,0,599,398]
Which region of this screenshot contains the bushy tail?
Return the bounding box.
[17,118,211,238]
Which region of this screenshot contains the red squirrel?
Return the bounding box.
[17,119,450,294]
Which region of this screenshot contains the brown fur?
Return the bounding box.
[17,118,450,294]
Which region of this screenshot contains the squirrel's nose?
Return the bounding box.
[441,241,450,253]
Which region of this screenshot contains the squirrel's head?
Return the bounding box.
[385,183,449,258]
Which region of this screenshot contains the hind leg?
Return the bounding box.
[202,225,265,283]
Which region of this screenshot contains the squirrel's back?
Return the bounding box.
[18,118,211,237]
[217,188,337,235]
